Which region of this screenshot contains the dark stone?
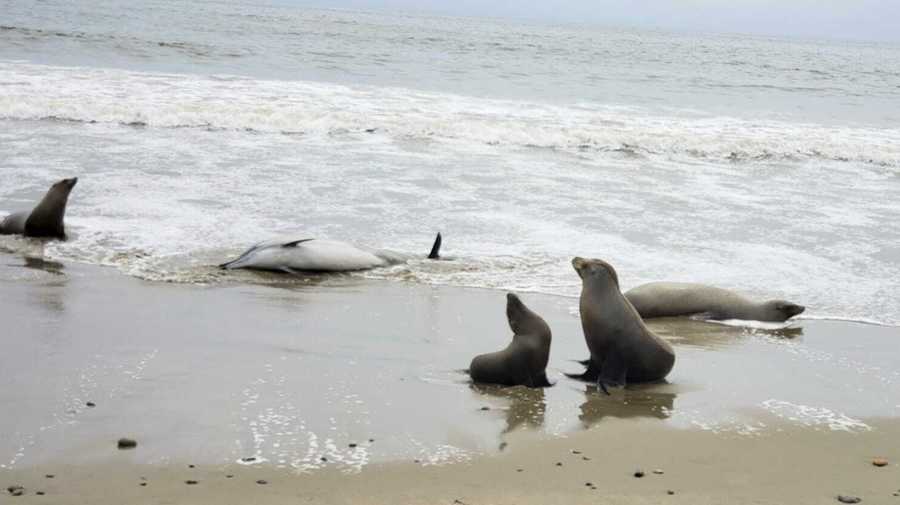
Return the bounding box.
[117,438,137,449]
[480,406,490,411]
[44,475,54,479]
[86,402,95,408]
[185,480,198,485]
[667,490,675,495]
[837,496,862,504]
[582,456,591,461]
[368,438,375,443]
[256,480,268,485]
[36,491,45,495]
[555,462,562,466]
[226,475,234,479]
[140,483,147,487]
[571,450,582,454]
[349,443,358,448]
[634,470,645,478]
[188,464,195,468]
[585,482,592,487]
[241,457,257,462]
[7,485,25,496]
[320,457,327,462]
[516,469,523,472]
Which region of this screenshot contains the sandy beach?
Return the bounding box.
[2,251,899,504]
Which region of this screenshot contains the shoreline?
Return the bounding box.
[2,253,899,503]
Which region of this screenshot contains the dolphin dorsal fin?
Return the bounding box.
[282,238,314,248]
[427,232,442,259]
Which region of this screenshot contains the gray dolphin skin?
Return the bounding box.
[0,177,78,240]
[569,257,675,395]
[469,293,553,388]
[625,282,805,322]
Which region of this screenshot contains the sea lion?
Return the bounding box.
[469,293,552,388]
[569,257,675,394]
[219,232,441,273]
[0,177,78,239]
[625,282,805,322]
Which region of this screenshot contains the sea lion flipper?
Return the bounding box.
[597,354,628,395]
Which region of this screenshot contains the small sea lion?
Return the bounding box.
[469,293,552,388]
[625,282,805,322]
[219,232,441,273]
[0,177,78,239]
[569,257,675,394]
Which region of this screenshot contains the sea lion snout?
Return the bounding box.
[55,177,78,190]
[571,257,587,277]
[782,302,805,318]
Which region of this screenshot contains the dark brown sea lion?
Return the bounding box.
[569,257,675,394]
[469,293,552,388]
[0,177,78,239]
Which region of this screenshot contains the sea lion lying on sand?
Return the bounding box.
[625,282,804,322]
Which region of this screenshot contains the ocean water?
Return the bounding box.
[2,0,900,324]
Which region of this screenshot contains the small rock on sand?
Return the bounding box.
[241,457,257,462]
[256,480,268,485]
[368,438,375,443]
[349,443,358,448]
[634,470,645,478]
[555,462,563,467]
[44,475,54,479]
[837,495,862,504]
[117,438,137,449]
[185,480,198,485]
[36,491,45,495]
[86,402,95,408]
[139,483,147,487]
[479,406,490,411]
[188,464,195,468]
[7,485,25,496]
[653,469,665,474]
[226,475,234,479]
[667,490,675,495]
[872,458,888,467]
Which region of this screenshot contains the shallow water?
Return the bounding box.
[2,3,900,324]
[1,258,897,471]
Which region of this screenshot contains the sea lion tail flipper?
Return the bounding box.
[427,232,441,259]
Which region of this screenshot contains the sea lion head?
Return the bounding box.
[54,177,79,192]
[506,293,550,337]
[762,300,805,321]
[571,257,620,289]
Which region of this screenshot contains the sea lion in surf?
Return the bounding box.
[568,257,675,394]
[0,177,78,240]
[468,293,552,388]
[219,232,442,273]
[625,282,805,322]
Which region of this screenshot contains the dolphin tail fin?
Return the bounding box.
[427,232,442,259]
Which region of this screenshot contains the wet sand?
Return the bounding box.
[2,252,899,503]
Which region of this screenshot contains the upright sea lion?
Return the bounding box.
[469,293,552,388]
[625,282,805,322]
[569,257,675,394]
[0,177,78,239]
[219,232,442,273]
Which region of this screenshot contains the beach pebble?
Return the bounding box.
[667,490,675,495]
[117,438,137,449]
[36,491,45,495]
[140,483,147,487]
[555,462,563,467]
[837,495,861,504]
[571,449,582,454]
[7,485,25,496]
[241,457,257,462]
[86,402,95,408]
[256,479,268,485]
[582,456,591,461]
[320,457,327,462]
[872,458,888,467]
[44,475,54,479]
[368,438,375,443]
[480,406,490,411]
[185,480,198,485]
[226,475,234,479]
[349,443,358,448]
[585,482,592,487]
[634,470,645,478]
[188,464,195,468]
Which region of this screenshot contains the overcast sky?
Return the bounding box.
[291,0,900,43]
